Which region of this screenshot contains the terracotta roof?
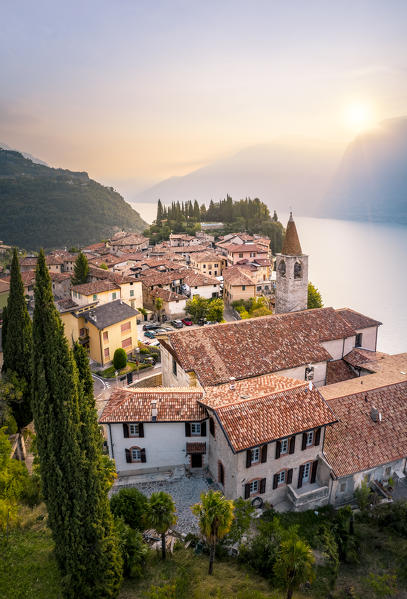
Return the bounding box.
[336,308,382,330]
[201,374,306,409]
[140,269,186,288]
[89,255,125,267]
[171,245,211,254]
[214,386,336,452]
[320,353,407,401]
[223,243,268,254]
[1,271,36,286]
[0,280,10,293]
[72,280,119,295]
[223,266,256,286]
[88,266,135,285]
[343,348,387,369]
[182,271,220,287]
[150,287,186,302]
[162,307,356,386]
[186,442,206,454]
[326,360,358,385]
[50,271,71,282]
[99,387,206,423]
[190,251,220,263]
[281,213,302,256]
[56,298,79,312]
[111,234,148,246]
[82,242,107,251]
[324,381,407,477]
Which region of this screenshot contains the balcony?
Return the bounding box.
[287,482,329,511]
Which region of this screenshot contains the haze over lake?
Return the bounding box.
[135,202,407,354]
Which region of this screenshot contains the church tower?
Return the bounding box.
[275,212,308,314]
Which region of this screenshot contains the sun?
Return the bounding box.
[344,101,376,133]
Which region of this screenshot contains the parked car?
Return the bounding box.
[148,339,160,347]
[144,330,156,338]
[143,323,160,331]
[182,318,193,326]
[206,321,218,325]
[154,328,169,334]
[170,320,184,328]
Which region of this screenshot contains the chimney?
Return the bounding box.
[370,407,379,422]
[229,377,236,390]
[151,400,157,422]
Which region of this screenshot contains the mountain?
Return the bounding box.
[325,117,407,224]
[0,150,147,251]
[0,141,48,166]
[130,141,342,216]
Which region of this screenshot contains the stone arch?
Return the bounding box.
[294,261,302,279]
[278,259,286,277]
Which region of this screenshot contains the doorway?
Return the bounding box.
[191,454,203,468]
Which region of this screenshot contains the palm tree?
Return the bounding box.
[145,491,177,560]
[154,297,164,322]
[191,490,235,575]
[273,532,315,599]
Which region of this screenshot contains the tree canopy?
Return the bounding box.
[307,282,323,309]
[71,252,89,285]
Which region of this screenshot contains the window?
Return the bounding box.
[294,262,302,279]
[93,294,97,301]
[385,466,391,477]
[278,260,286,277]
[103,331,108,342]
[277,471,286,485]
[339,482,346,493]
[172,358,177,376]
[112,292,117,300]
[257,286,261,291]
[250,252,255,257]
[251,447,260,463]
[306,431,314,446]
[191,423,201,435]
[302,462,311,482]
[129,423,139,436]
[209,271,212,275]
[239,253,243,258]
[203,264,206,268]
[131,448,141,462]
[281,439,288,454]
[79,328,86,337]
[130,290,134,297]
[209,417,215,437]
[214,264,218,268]
[122,337,132,348]
[218,462,224,485]
[104,348,110,358]
[355,333,363,347]
[249,480,259,494]
[305,366,314,380]
[121,322,131,333]
[242,285,246,291]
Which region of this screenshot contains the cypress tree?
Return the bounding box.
[71,251,89,285]
[32,251,122,598]
[156,199,163,224]
[2,248,32,429]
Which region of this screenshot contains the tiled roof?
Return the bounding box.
[50,272,71,282]
[150,287,186,302]
[343,348,387,369]
[111,234,148,246]
[214,386,336,452]
[336,308,382,330]
[99,387,206,423]
[223,266,256,286]
[56,298,79,312]
[223,243,268,254]
[163,307,356,386]
[326,360,358,385]
[89,255,125,267]
[201,374,306,409]
[88,266,135,285]
[1,271,36,286]
[82,300,138,329]
[324,381,407,477]
[140,269,186,288]
[182,271,220,287]
[281,213,302,256]
[0,280,10,293]
[186,442,206,454]
[82,242,107,251]
[72,280,119,295]
[171,245,211,254]
[191,251,220,263]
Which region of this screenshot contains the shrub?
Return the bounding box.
[110,487,148,530]
[224,497,255,545]
[354,480,373,513]
[115,517,148,578]
[372,500,407,538]
[113,348,127,370]
[238,516,285,578]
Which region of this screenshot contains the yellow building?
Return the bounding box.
[222,266,257,305]
[71,280,121,306]
[59,299,139,366]
[87,267,143,312]
[190,251,222,277]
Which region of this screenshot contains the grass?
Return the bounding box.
[96,362,152,379]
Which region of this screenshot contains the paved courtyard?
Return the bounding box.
[113,473,216,534]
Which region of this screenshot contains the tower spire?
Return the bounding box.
[281,212,302,255]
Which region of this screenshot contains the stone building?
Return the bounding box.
[275,212,308,314]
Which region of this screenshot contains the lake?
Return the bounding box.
[133,201,407,354]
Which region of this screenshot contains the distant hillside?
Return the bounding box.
[0,150,147,251]
[325,117,407,224]
[130,141,341,216]
[0,141,48,166]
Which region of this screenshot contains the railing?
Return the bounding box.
[287,483,329,509]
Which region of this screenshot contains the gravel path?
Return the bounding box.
[119,475,214,534]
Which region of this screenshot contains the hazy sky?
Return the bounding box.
[1,0,406,185]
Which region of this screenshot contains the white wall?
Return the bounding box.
[357,326,378,351]
[320,339,346,361]
[190,284,220,300]
[277,361,327,387]
[166,299,187,316]
[161,345,196,387]
[108,420,208,475]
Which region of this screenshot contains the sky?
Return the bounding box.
[1,0,406,188]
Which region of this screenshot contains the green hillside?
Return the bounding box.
[0,149,147,250]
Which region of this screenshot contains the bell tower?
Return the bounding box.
[275,212,308,314]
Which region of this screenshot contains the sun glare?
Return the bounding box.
[344,102,376,133]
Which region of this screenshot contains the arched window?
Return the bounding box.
[278,260,286,277]
[294,261,302,279]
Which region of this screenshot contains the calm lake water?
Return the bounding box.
[134,201,407,354]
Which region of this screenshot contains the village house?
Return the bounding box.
[49,250,78,273]
[110,233,149,255]
[181,271,221,300]
[87,267,143,311]
[222,265,257,305]
[220,242,270,267]
[0,271,36,300]
[190,251,223,277]
[145,287,187,321]
[50,271,72,299]
[58,299,139,366]
[71,280,121,306]
[20,255,64,273]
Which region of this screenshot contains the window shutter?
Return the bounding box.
[185,422,191,437]
[273,474,278,489]
[123,423,129,438]
[140,448,146,463]
[301,433,307,450]
[287,469,293,485]
[125,448,131,463]
[275,440,281,459]
[260,478,266,494]
[138,423,144,438]
[246,449,252,468]
[209,417,215,437]
[311,460,318,483]
[201,421,207,437]
[289,436,296,454]
[244,483,250,499]
[298,465,305,488]
[261,444,268,463]
[314,427,321,446]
